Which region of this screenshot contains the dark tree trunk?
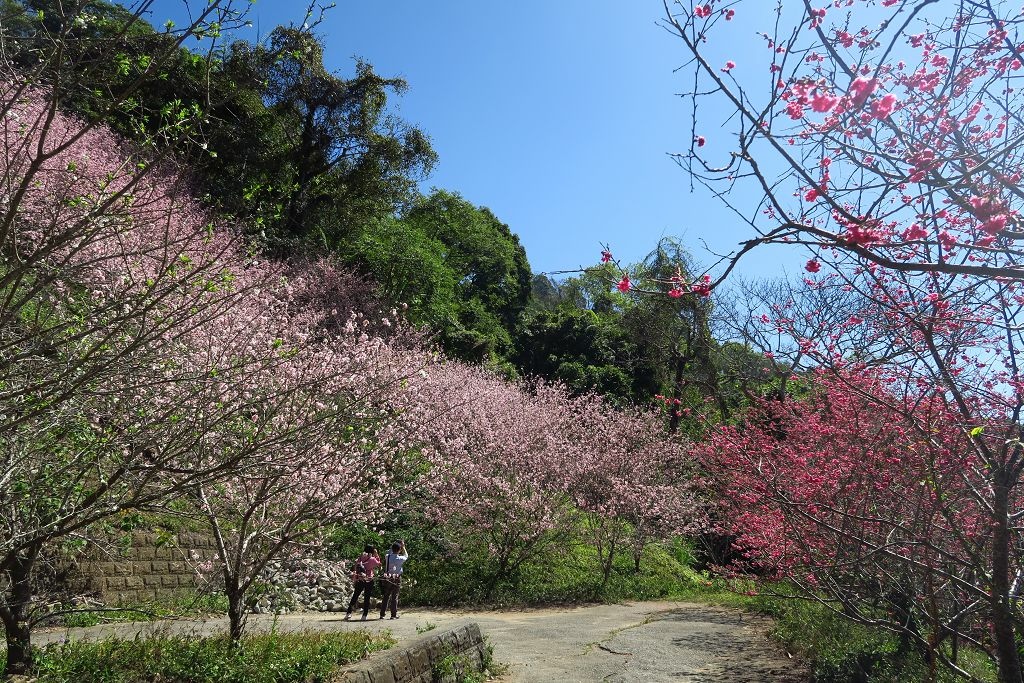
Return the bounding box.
[485,555,511,598]
[1,549,38,677]
[668,352,687,435]
[226,578,247,642]
[600,538,617,590]
[991,474,1023,683]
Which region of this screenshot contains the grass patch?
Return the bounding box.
[8,629,395,683]
[432,637,505,683]
[49,591,231,628]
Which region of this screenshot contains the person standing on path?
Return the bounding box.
[379,540,408,619]
[344,545,381,621]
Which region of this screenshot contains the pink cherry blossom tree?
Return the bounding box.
[407,361,705,596]
[0,3,290,671]
[188,262,431,641]
[0,101,285,672]
[567,396,704,588]
[407,364,584,594]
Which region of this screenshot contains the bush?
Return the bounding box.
[7,629,395,683]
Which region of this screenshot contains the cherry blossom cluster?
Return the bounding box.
[404,362,704,582]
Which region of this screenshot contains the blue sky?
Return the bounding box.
[137,0,802,280]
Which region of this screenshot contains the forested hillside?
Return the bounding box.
[0,0,776,420]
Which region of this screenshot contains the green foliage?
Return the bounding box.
[345,190,532,364]
[402,190,532,363]
[7,629,395,683]
[747,591,997,683]
[514,305,652,404]
[332,516,705,608]
[206,27,437,248]
[516,240,720,417]
[4,2,436,252]
[518,241,784,424]
[432,649,485,683]
[346,216,458,329]
[432,638,503,683]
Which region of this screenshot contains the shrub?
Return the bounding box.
[6,629,394,683]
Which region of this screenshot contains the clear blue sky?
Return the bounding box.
[137,0,800,280]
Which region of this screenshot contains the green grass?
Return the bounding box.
[9,629,395,683]
[53,591,231,628]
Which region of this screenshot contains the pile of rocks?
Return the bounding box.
[251,556,354,614]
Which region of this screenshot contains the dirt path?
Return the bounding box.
[35,601,808,682]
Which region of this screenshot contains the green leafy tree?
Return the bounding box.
[1,3,437,252]
[516,241,718,419]
[352,190,531,364]
[345,215,459,330]
[208,26,437,249]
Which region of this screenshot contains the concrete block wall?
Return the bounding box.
[72,531,218,604]
[334,623,488,683]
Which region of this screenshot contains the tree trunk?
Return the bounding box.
[668,352,687,435]
[0,549,38,677]
[226,578,247,642]
[991,475,1023,683]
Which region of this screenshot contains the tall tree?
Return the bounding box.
[351,190,532,364]
[207,26,437,249]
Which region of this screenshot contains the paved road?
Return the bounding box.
[35,601,807,682]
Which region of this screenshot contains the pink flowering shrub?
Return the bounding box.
[699,369,1004,672]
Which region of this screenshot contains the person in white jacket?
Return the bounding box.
[378,540,408,619]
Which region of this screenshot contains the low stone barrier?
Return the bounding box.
[334,622,488,683]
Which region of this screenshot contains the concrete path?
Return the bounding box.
[35,601,808,682]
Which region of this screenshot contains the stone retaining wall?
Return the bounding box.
[334,623,488,683]
[71,531,217,605]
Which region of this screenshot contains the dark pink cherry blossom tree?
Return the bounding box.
[663,2,1024,679]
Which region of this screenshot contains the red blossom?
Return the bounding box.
[847,76,878,107]
[690,274,712,297]
[870,93,899,118]
[810,92,838,112]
